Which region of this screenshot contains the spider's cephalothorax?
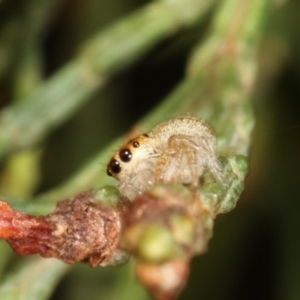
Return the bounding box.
[107,116,222,200]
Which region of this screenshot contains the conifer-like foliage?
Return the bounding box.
[0,0,299,299]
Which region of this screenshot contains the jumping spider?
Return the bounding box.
[107,116,222,200]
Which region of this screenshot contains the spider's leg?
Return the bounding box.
[155,134,201,186]
[195,136,223,182]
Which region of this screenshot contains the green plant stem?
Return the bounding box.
[0,243,11,279]
[0,257,68,300]
[0,0,59,81]
[0,0,215,160]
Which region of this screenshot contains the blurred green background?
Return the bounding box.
[0,0,299,300]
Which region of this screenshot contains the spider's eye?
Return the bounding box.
[119,148,132,162]
[107,159,121,175]
[132,141,140,148]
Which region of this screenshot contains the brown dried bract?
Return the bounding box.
[0,191,128,267]
[136,260,189,300]
[121,184,214,300]
[0,200,50,241]
[0,184,215,300]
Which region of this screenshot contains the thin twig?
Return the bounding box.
[0,0,215,160]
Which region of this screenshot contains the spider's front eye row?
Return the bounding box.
[132,141,140,148]
[107,159,121,176]
[107,137,145,176]
[119,149,132,162]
